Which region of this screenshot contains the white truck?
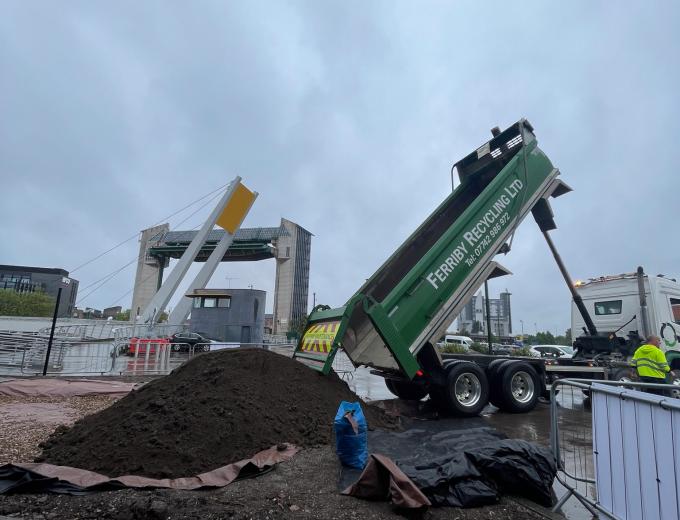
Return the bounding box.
[547,266,680,389]
[572,269,680,359]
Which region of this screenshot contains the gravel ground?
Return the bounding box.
[0,395,118,464]
[0,447,555,520]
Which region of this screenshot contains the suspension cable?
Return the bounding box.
[75,188,225,307]
[69,182,230,274]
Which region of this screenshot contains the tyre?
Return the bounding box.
[611,367,638,390]
[491,361,540,413]
[439,362,489,417]
[488,360,514,409]
[384,379,429,401]
[611,367,638,383]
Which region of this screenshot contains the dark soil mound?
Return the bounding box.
[38,349,394,478]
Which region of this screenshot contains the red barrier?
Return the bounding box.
[128,337,169,356]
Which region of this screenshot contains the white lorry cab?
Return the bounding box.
[571,270,680,369]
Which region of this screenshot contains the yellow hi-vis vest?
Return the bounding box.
[631,344,670,379]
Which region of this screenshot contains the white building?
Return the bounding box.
[454,290,512,337]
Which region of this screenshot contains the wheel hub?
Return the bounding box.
[510,371,535,404]
[454,373,482,407]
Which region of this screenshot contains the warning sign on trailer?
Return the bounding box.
[300,322,340,353]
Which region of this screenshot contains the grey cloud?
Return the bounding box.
[1,1,679,336]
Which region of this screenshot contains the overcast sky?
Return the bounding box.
[2,1,679,336]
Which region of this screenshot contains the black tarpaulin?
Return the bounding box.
[340,417,556,508]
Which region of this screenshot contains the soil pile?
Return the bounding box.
[37,349,394,478]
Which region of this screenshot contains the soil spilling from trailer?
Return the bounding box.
[37,349,395,479]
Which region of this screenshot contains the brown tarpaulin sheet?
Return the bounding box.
[342,453,431,510]
[0,378,136,397]
[1,444,299,492]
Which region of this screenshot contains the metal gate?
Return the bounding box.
[551,379,680,519]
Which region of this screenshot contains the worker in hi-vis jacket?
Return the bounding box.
[632,335,670,396]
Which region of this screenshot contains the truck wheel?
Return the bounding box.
[612,367,638,386]
[384,379,429,401]
[612,367,637,382]
[441,362,489,417]
[493,362,540,413]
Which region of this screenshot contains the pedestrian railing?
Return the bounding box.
[550,378,680,520]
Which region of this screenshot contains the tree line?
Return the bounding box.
[0,289,55,317]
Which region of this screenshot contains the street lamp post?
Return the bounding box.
[43,277,70,376]
[484,281,493,355]
[520,319,524,339]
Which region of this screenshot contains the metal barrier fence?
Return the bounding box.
[20,342,116,376]
[3,338,356,377]
[259,343,357,379]
[0,331,42,367]
[37,322,120,341]
[1,325,123,374]
[112,324,188,344]
[263,333,291,345]
[112,342,301,376]
[331,350,357,380]
[550,378,680,519]
[114,341,176,376]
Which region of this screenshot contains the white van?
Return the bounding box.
[440,335,473,350]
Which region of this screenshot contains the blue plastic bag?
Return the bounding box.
[334,401,368,469]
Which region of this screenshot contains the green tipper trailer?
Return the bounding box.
[294,120,570,416]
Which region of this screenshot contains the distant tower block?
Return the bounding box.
[131,223,169,319]
[273,219,312,335]
[131,218,312,334]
